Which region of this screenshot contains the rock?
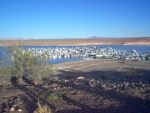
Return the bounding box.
[77,77,85,80]
[64,79,70,82]
[70,91,77,95]
[4,108,9,112]
[54,88,57,90]
[51,83,59,88]
[90,85,95,87]
[31,81,38,85]
[18,109,23,112]
[139,82,143,84]
[112,84,116,89]
[89,80,97,87]
[3,98,7,102]
[9,107,15,111]
[102,84,106,88]
[42,85,49,89]
[8,100,14,104]
[131,82,135,86]
[49,76,59,80]
[124,82,129,87]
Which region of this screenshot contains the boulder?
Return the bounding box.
[77,76,85,80]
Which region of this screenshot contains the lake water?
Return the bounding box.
[0,45,150,64]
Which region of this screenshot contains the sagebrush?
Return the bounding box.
[0,44,53,83]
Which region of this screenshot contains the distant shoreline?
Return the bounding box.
[0,38,150,46]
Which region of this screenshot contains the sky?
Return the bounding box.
[0,0,150,39]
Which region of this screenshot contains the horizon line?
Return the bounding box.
[0,36,150,40]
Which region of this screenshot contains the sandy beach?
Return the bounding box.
[54,59,150,79]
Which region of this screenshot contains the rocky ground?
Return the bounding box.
[0,59,150,113]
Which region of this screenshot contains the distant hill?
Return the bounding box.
[0,38,34,40]
[89,36,102,39]
[0,37,150,46]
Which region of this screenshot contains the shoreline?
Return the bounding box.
[0,43,150,46]
[53,59,150,79]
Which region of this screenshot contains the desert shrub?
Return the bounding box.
[47,93,66,100]
[38,91,66,100]
[34,101,52,113]
[0,44,53,84]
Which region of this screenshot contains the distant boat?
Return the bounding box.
[95,54,103,58]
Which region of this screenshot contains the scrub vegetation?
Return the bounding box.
[0,44,53,84]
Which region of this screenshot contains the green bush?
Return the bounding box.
[0,44,53,84]
[47,92,66,100]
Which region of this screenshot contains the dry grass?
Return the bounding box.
[34,101,52,113]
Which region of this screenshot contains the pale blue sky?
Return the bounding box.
[0,0,150,39]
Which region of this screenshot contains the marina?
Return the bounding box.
[22,45,150,64]
[0,45,150,64]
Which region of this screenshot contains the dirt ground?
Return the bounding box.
[0,38,150,46]
[0,59,150,113]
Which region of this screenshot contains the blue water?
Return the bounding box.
[97,45,150,53]
[49,57,86,64]
[0,45,150,64]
